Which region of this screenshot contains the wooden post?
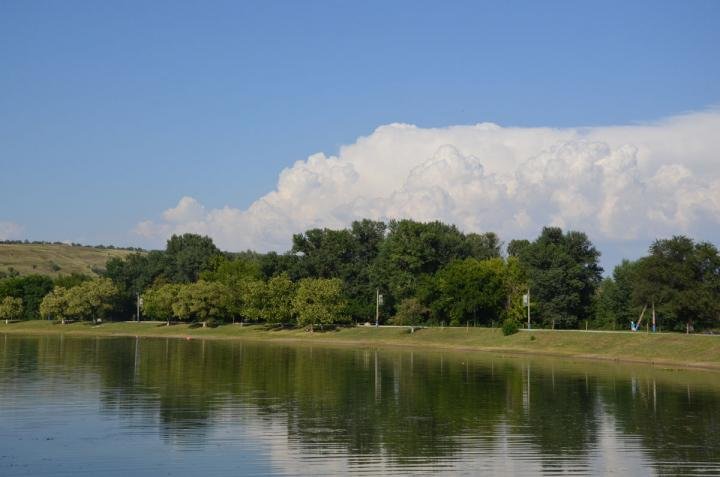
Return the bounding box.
[635,304,647,331]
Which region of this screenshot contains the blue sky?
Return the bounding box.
[2,1,720,265]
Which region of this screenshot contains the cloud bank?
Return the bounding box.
[135,111,720,258]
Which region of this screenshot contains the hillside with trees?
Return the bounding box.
[0,243,140,278]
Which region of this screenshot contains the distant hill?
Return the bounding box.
[0,243,140,278]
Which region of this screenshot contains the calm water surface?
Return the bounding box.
[1,333,719,476]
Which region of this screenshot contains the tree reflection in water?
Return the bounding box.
[0,334,718,474]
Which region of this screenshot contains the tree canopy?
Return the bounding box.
[632,236,720,331]
[516,227,602,328]
[5,218,719,333]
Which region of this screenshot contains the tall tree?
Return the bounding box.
[289,219,386,321]
[507,239,531,258]
[428,258,509,326]
[163,234,222,283]
[372,220,470,310]
[200,255,261,287]
[632,236,720,331]
[465,232,502,260]
[517,227,602,328]
[593,260,638,329]
[105,251,165,319]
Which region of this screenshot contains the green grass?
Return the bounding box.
[3,320,720,370]
[0,244,136,277]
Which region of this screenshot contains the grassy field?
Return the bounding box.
[2,320,719,370]
[0,244,137,277]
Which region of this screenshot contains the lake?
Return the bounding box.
[0,334,719,476]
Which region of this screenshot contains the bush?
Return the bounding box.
[204,317,221,328]
[502,318,519,336]
[389,298,429,326]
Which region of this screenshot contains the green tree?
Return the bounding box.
[507,239,531,257]
[372,220,471,310]
[503,256,528,323]
[39,287,70,323]
[465,232,502,260]
[142,283,181,325]
[632,236,720,331]
[0,275,54,320]
[239,279,267,322]
[65,278,120,324]
[516,227,602,328]
[293,278,347,330]
[264,274,296,324]
[201,255,261,286]
[389,298,429,326]
[430,258,508,326]
[105,251,166,319]
[593,260,638,329]
[163,234,222,283]
[54,273,91,290]
[172,284,195,323]
[289,219,386,321]
[0,296,23,324]
[172,281,232,326]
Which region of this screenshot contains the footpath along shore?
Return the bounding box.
[2,320,720,371]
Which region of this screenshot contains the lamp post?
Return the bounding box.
[375,289,383,327]
[136,293,143,322]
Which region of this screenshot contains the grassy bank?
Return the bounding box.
[2,320,719,369]
[0,243,136,277]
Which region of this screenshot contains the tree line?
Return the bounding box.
[1,219,718,332]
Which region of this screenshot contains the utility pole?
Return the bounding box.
[375,289,379,328]
[526,288,531,330]
[136,292,142,322]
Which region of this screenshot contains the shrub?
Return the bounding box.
[389,298,429,326]
[502,318,519,336]
[204,317,221,328]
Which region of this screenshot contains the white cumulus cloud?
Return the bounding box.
[133,110,720,260]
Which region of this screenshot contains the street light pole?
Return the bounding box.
[375,288,379,328]
[527,288,531,330]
